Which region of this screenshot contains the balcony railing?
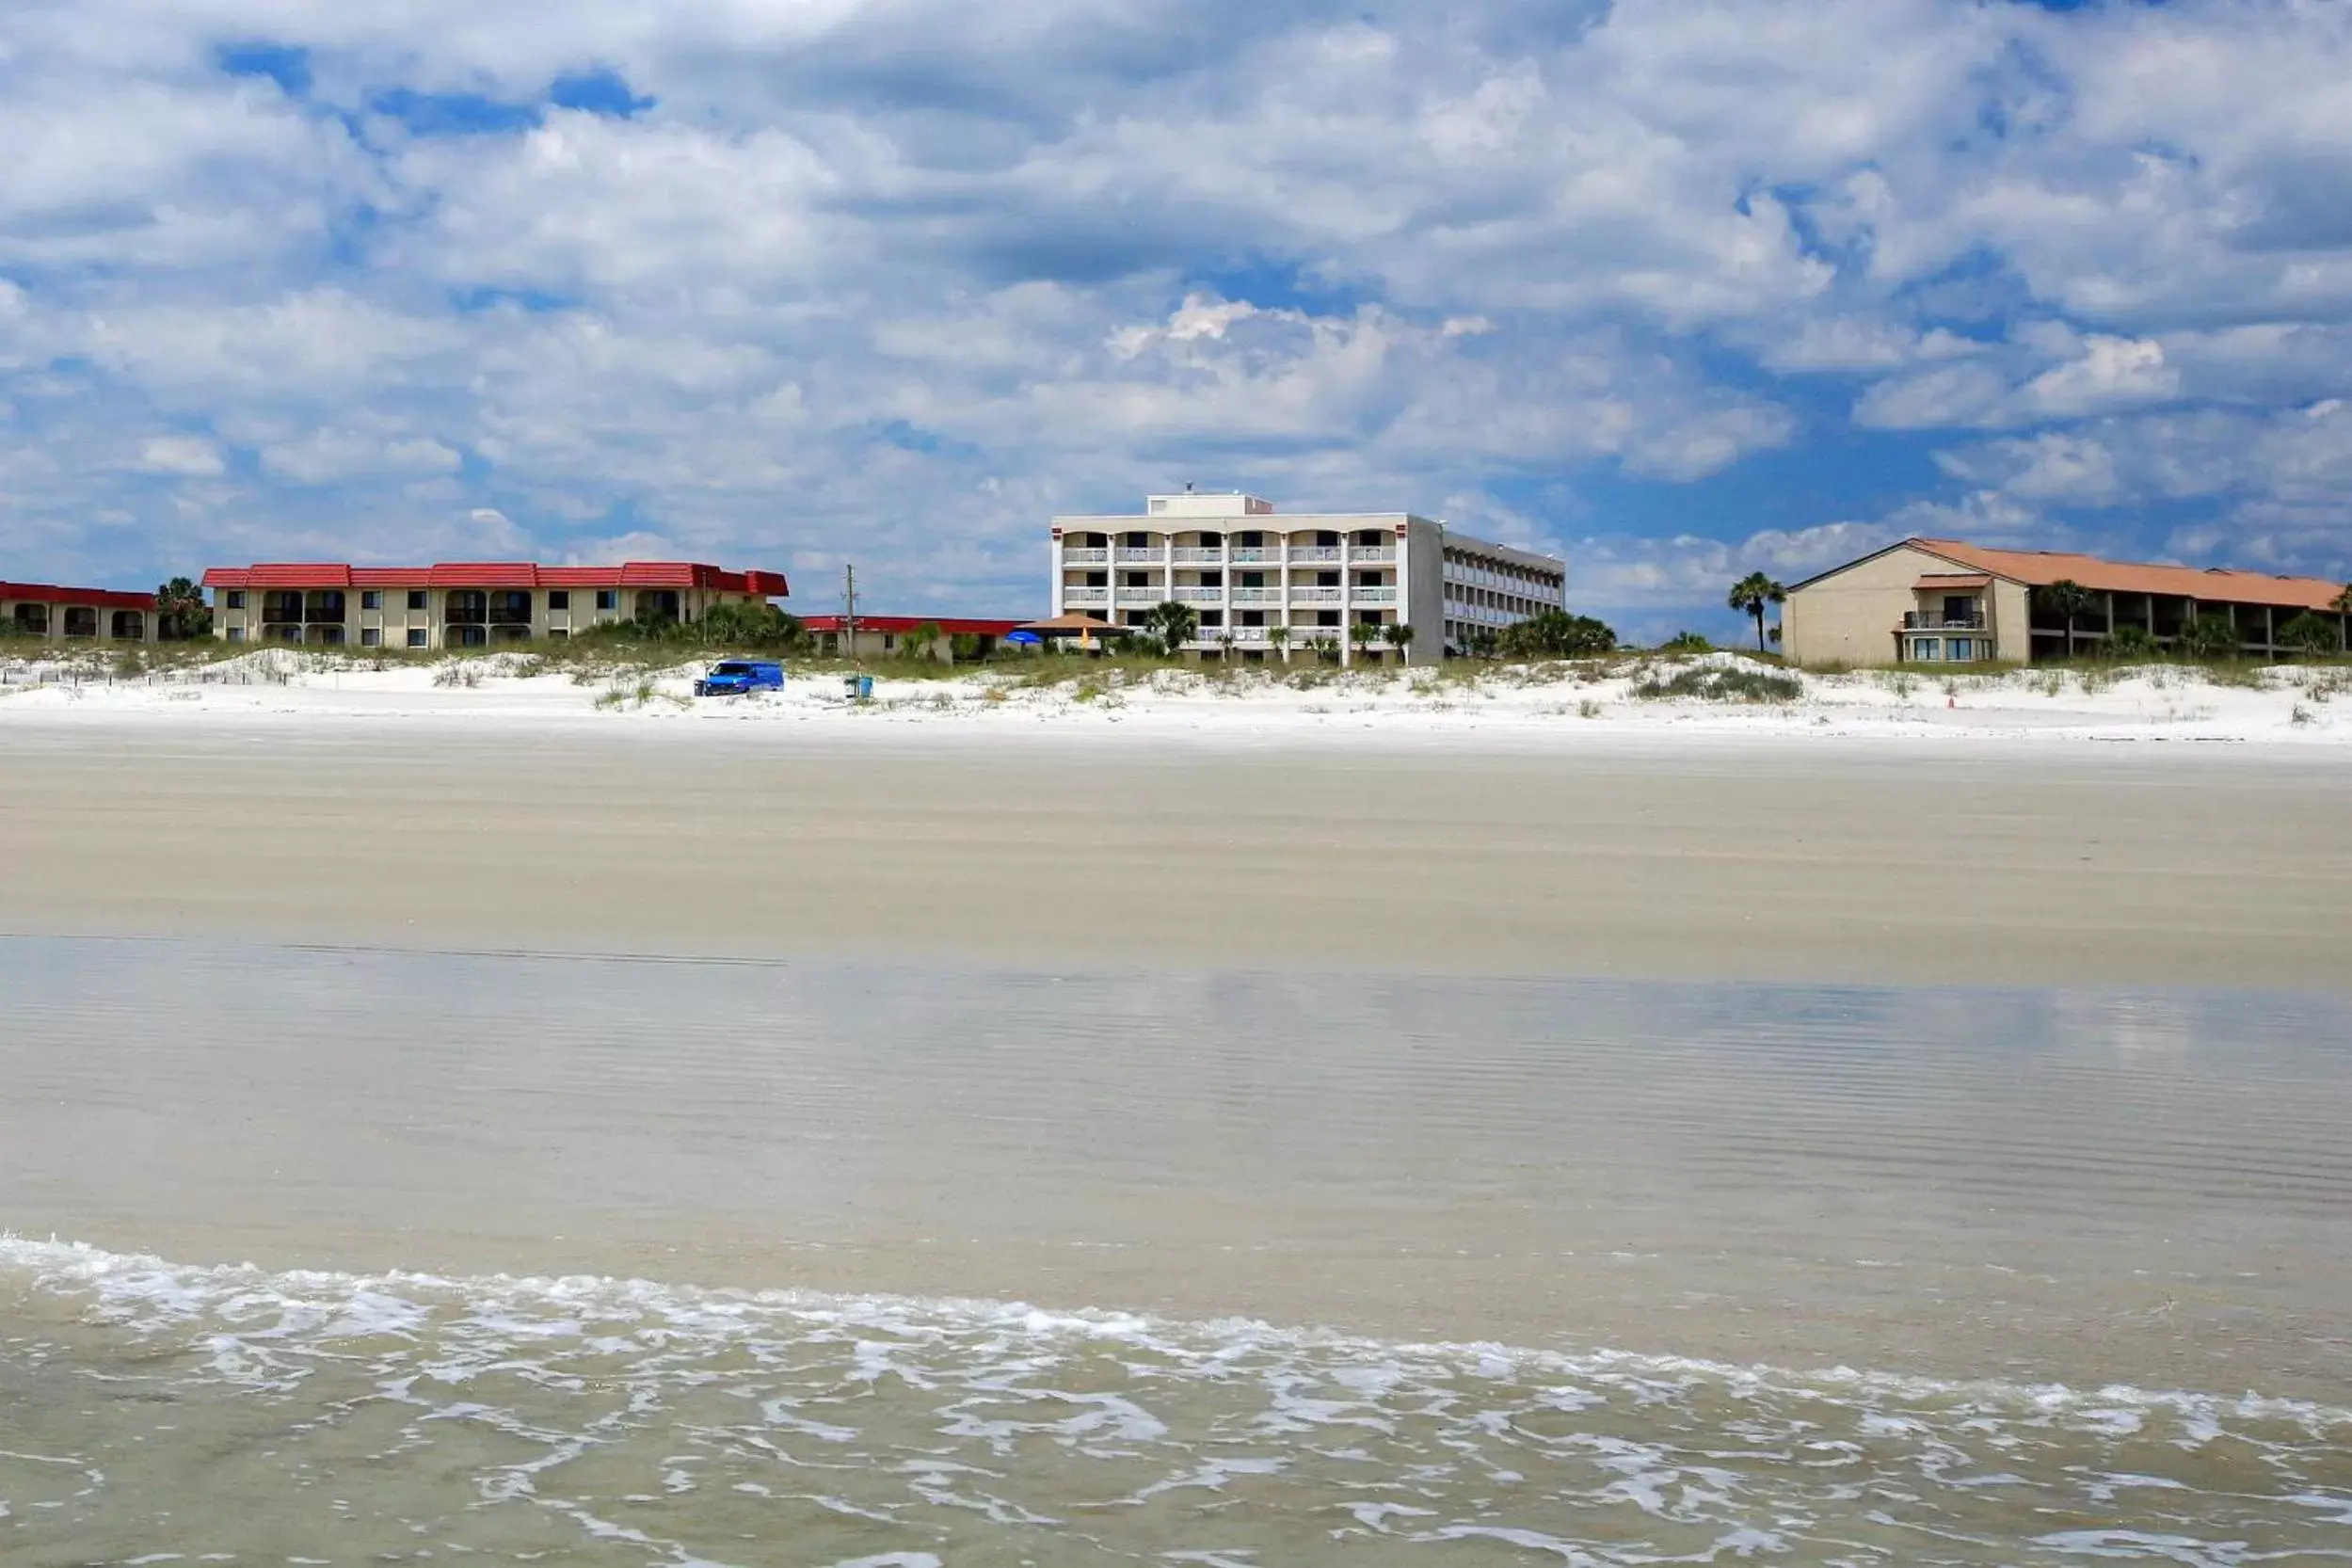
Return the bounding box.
[1290,547,1341,563]
[1348,547,1396,564]
[1114,587,1164,604]
[1113,548,1163,564]
[1353,586,1399,604]
[1062,587,1110,606]
[1902,613,1987,630]
[1230,548,1273,563]
[1060,548,1109,565]
[1227,587,1283,604]
[1290,586,1343,603]
[1172,586,1224,604]
[1172,548,1224,564]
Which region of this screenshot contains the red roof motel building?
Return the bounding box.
[801,615,1026,661]
[2,582,160,644]
[201,563,791,650]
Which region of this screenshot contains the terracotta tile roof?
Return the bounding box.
[1914,573,1993,590]
[1912,539,2349,613]
[202,562,790,597]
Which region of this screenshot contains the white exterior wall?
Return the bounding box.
[1050,495,1565,664]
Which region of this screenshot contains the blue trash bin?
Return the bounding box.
[846,673,873,699]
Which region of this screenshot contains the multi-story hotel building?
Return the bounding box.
[201,561,791,648]
[1784,537,2351,666]
[1048,492,1568,663]
[2,580,161,644]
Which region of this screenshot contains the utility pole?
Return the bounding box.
[843,564,858,662]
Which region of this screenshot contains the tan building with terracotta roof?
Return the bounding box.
[1782,538,2351,668]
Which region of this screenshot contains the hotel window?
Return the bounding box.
[1914,638,1942,661]
[1949,637,1974,661]
[548,590,570,611]
[360,627,382,647]
[226,626,247,643]
[360,590,382,611]
[226,590,247,610]
[407,628,429,648]
[407,590,428,611]
[596,589,619,611]
[548,628,568,640]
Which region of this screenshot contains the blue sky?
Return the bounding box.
[3,0,2350,642]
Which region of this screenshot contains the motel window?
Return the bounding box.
[1914,638,1942,661]
[360,627,382,647]
[547,628,568,640]
[226,590,247,610]
[361,590,382,611]
[881,634,896,652]
[407,628,428,648]
[548,590,570,611]
[407,590,428,611]
[1950,637,1974,661]
[226,626,247,644]
[596,589,619,612]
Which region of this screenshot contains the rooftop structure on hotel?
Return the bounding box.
[201,562,790,649]
[1048,492,1566,664]
[1783,538,2351,667]
[2,580,160,644]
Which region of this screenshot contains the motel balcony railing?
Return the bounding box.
[1289,546,1342,563]
[1114,587,1164,604]
[1061,588,1111,606]
[1112,548,1163,564]
[1352,586,1399,603]
[1229,587,1286,604]
[1172,586,1224,604]
[1290,586,1343,603]
[1901,613,1988,630]
[1059,548,1109,565]
[1347,546,1397,564]
[1229,548,1273,563]
[1171,548,1224,564]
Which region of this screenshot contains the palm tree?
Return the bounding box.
[1382,621,1415,664]
[1347,621,1383,664]
[2278,612,2337,658]
[2180,611,2241,661]
[1725,572,1785,653]
[1144,600,1198,658]
[2039,580,2100,659]
[1266,624,1291,663]
[153,576,210,641]
[2332,584,2352,654]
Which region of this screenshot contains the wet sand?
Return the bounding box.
[1,721,2347,989]
[6,940,2350,1403]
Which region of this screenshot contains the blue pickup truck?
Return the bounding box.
[694,660,785,697]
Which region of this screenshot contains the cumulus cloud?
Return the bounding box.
[134,434,226,476]
[4,0,2352,613]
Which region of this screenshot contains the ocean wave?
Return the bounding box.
[8,1235,2351,1566]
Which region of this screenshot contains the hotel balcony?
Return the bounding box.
[1172,586,1224,604]
[1115,586,1164,604]
[1172,547,1224,564]
[1230,547,1274,563]
[1290,586,1343,603]
[1353,586,1398,604]
[1347,546,1397,564]
[1290,546,1342,563]
[1902,613,1987,630]
[1062,587,1111,607]
[1061,548,1109,565]
[1229,587,1285,604]
[1113,548,1162,564]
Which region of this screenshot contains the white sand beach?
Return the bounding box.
[4,646,2351,745]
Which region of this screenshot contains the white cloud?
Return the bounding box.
[6,0,2352,605]
[135,434,225,475]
